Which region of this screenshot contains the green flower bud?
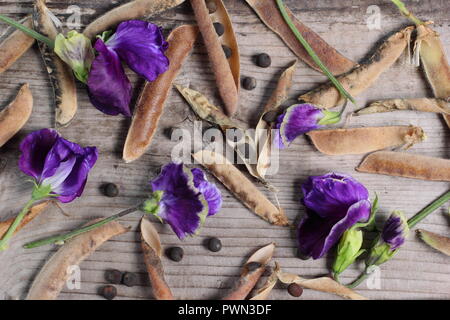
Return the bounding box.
[333,228,365,277]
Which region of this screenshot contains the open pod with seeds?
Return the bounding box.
[123,25,198,163]
[356,97,450,115]
[26,219,129,300]
[357,151,450,181]
[33,0,77,128]
[223,243,275,300]
[0,83,33,148]
[0,16,35,73]
[417,229,450,256]
[250,262,280,300]
[190,0,239,116]
[299,26,414,109]
[140,218,174,300]
[192,150,288,226]
[83,0,186,39]
[307,125,425,156]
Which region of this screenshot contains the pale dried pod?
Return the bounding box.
[356,98,450,115]
[0,201,50,238]
[417,229,450,256]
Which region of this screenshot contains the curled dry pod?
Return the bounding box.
[140,218,174,300]
[357,151,450,182]
[0,83,33,148]
[123,25,198,163]
[356,98,450,115]
[307,125,425,156]
[0,16,35,73]
[276,271,367,300]
[192,150,288,226]
[417,229,450,256]
[300,26,414,109]
[26,219,129,300]
[33,0,77,128]
[83,0,186,39]
[223,243,275,300]
[250,262,280,300]
[245,0,355,75]
[0,201,50,238]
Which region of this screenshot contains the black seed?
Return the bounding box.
[297,250,310,260]
[287,283,303,297]
[167,246,184,262]
[222,45,232,59]
[122,272,139,287]
[105,269,123,284]
[262,110,278,123]
[205,0,217,14]
[213,22,225,36]
[245,261,262,272]
[256,53,271,68]
[103,183,119,197]
[100,285,117,300]
[242,77,257,90]
[208,237,222,252]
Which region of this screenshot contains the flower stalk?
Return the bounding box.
[390,0,424,26]
[0,14,54,48]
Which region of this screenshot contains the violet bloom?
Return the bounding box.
[297,173,371,259]
[274,104,340,148]
[142,162,222,239]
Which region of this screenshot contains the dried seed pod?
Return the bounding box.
[192,150,288,226]
[245,0,355,75]
[83,0,186,39]
[357,151,450,182]
[33,0,77,127]
[250,262,280,300]
[307,126,425,155]
[356,98,450,115]
[26,219,129,300]
[123,25,198,163]
[0,84,33,148]
[417,229,450,256]
[0,16,35,73]
[300,26,414,109]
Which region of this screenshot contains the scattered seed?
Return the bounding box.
[208,237,222,252]
[262,110,279,123]
[213,22,225,36]
[245,261,262,272]
[256,53,271,68]
[205,0,217,14]
[105,269,123,284]
[297,250,310,260]
[100,285,117,300]
[103,183,119,197]
[167,246,184,262]
[222,45,232,59]
[287,283,303,297]
[122,272,139,287]
[242,77,257,90]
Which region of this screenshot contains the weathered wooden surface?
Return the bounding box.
[0,0,449,300]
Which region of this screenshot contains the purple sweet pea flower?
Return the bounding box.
[381,211,409,250]
[297,173,371,259]
[19,128,98,203]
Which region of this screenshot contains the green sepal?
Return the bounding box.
[355,193,379,230]
[142,191,164,222]
[318,110,341,125]
[31,184,53,201]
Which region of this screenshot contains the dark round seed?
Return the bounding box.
[297,250,310,260]
[208,237,222,252]
[222,45,232,59]
[105,269,123,284]
[205,0,217,14]
[242,77,257,91]
[287,283,303,297]
[256,53,271,68]
[213,22,225,36]
[100,285,117,300]
[103,183,119,197]
[262,110,278,123]
[167,246,184,262]
[122,272,139,287]
[245,261,262,272]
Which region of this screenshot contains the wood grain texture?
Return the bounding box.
[0,0,449,300]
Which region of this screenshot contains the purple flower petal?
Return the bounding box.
[191,168,222,216]
[87,39,132,116]
[106,20,169,82]
[381,211,409,250]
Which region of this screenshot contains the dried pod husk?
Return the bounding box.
[276,271,367,300]
[417,229,450,256]
[299,26,414,109]
[356,98,450,115]
[357,151,450,181]
[0,201,50,238]
[33,0,77,128]
[140,218,174,300]
[192,150,288,226]
[123,25,198,163]
[250,262,280,300]
[83,0,186,39]
[0,16,35,73]
[26,219,129,300]
[245,0,355,75]
[223,243,275,300]
[307,125,425,155]
[0,83,33,148]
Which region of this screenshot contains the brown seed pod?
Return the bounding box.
[245,0,355,75]
[299,26,414,109]
[356,151,450,182]
[355,98,450,115]
[0,16,35,74]
[26,219,129,300]
[83,0,186,39]
[307,126,425,156]
[417,229,450,256]
[123,25,198,163]
[0,83,33,148]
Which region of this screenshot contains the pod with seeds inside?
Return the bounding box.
[356,98,450,115]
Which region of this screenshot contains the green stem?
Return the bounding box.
[0,199,36,251]
[0,14,54,49]
[347,271,369,289]
[390,0,425,26]
[407,190,450,229]
[275,0,355,104]
[24,205,141,249]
